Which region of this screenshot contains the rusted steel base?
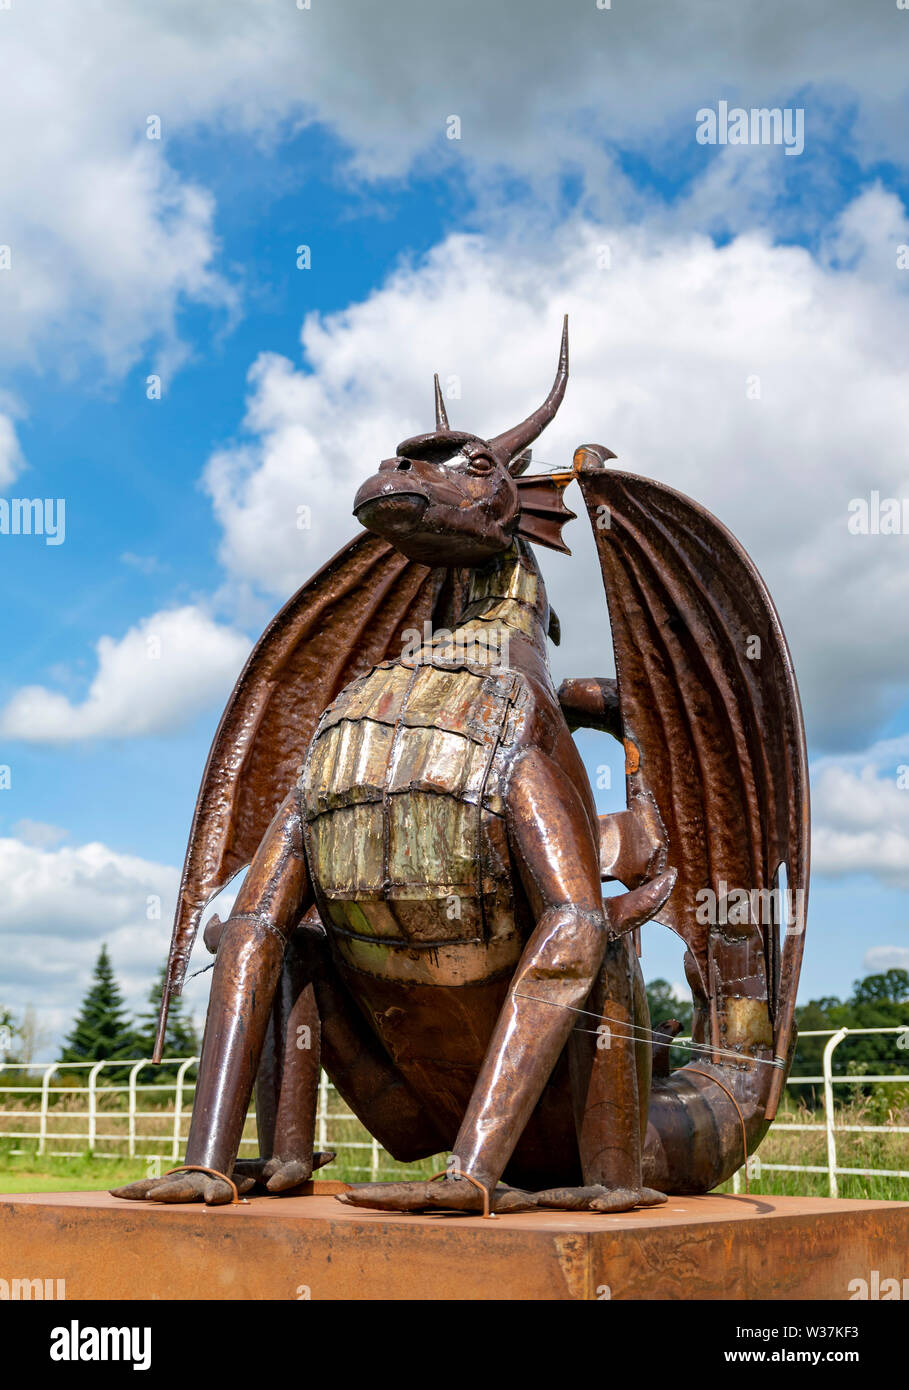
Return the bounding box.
[1,1187,906,1301]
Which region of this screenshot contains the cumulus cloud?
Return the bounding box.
[0,837,177,941]
[3,2,909,374]
[204,195,909,748]
[811,738,909,888]
[0,830,220,1050]
[863,946,909,973]
[0,606,250,742]
[0,831,241,1052]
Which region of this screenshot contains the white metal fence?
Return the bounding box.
[1,1025,907,1192]
[0,1060,388,1178]
[730,1025,909,1198]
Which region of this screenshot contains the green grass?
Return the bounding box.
[0,1149,441,1195]
[1,1162,904,1200]
[715,1171,908,1202]
[0,1151,150,1193]
[1,1150,904,1201]
[1,1087,905,1201]
[0,1081,445,1191]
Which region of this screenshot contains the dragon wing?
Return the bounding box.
[155,531,463,1057]
[572,448,809,1117]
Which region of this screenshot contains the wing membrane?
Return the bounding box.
[575,463,808,1101]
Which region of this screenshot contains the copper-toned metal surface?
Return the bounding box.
[119,320,808,1216]
[571,445,809,1128]
[7,1190,905,1300]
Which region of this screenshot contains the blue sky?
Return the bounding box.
[1,1,909,1051]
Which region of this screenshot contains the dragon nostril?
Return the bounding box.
[396,459,412,471]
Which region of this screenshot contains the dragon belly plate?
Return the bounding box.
[298,653,528,988]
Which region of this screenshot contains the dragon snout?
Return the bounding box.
[353,472,429,538]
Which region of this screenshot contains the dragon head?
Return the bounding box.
[353,317,575,567]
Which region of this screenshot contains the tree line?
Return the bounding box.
[646,968,909,1089]
[4,955,906,1089]
[55,945,199,1077]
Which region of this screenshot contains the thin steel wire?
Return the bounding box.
[513,992,785,1068]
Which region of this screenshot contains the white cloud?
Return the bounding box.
[811,739,909,887]
[0,838,176,940]
[863,946,909,972]
[0,833,194,1052]
[813,824,909,888]
[0,606,250,742]
[3,2,909,375]
[204,196,909,748]
[0,833,243,1055]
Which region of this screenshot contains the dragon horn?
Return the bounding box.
[489,315,569,472]
[433,373,449,429]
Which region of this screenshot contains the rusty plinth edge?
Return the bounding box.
[0,1191,906,1302]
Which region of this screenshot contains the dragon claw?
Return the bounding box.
[232,1151,336,1193]
[110,1171,234,1206]
[335,1178,668,1216]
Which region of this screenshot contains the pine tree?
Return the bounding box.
[60,945,137,1065]
[133,964,199,1078]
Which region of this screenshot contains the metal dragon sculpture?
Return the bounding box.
[114,319,809,1214]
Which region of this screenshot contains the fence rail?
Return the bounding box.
[729,1025,909,1198]
[1,1026,907,1190]
[0,1062,386,1177]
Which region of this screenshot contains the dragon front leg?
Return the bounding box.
[453,747,673,1211]
[112,792,312,1206]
